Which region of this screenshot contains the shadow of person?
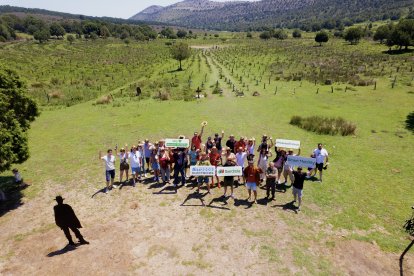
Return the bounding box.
[271,200,298,213]
[148,182,166,189]
[47,244,77,257]
[153,185,178,195]
[181,191,208,207]
[91,187,106,198]
[275,183,290,193]
[256,197,269,206]
[234,198,253,209]
[206,195,230,210]
[0,176,30,217]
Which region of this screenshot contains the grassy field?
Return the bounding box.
[0,34,414,274]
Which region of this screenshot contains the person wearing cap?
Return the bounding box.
[225,135,236,153]
[196,152,212,193]
[118,145,129,185]
[312,143,329,182]
[129,145,143,186]
[292,167,307,211]
[243,155,262,204]
[53,196,89,246]
[214,130,224,153]
[191,124,205,150]
[99,149,116,193]
[143,139,153,176]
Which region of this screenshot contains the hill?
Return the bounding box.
[130,0,413,30]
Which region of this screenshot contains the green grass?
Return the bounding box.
[0,35,413,273]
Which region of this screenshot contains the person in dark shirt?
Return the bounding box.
[53,196,89,246]
[265,162,277,200]
[214,131,224,153]
[292,167,307,211]
[223,157,237,199]
[225,134,236,153]
[173,148,187,188]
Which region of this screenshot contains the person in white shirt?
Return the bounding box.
[99,149,116,194]
[118,146,129,185]
[312,143,329,182]
[235,147,247,183]
[128,146,142,187]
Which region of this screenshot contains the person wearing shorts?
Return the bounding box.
[129,146,142,187]
[222,157,237,198]
[196,152,211,193]
[292,167,307,211]
[150,147,160,183]
[243,157,262,204]
[235,147,247,184]
[312,143,329,182]
[118,147,129,185]
[99,149,116,194]
[143,139,153,175]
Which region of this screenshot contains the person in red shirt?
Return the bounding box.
[191,124,205,150]
[243,155,262,204]
[209,147,222,188]
[234,137,247,152]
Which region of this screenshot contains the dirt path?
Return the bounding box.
[1,176,413,275]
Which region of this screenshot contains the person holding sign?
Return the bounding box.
[235,147,247,183]
[222,157,237,199]
[244,155,262,204]
[209,147,222,189]
[283,148,301,185]
[292,166,307,211]
[196,152,212,194]
[312,143,329,182]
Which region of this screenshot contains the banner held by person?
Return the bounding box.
[276,139,301,149]
[216,166,243,177]
[287,155,316,168]
[190,166,216,176]
[165,138,190,148]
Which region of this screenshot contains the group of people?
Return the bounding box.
[98,124,329,212]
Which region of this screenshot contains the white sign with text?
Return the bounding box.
[276,139,301,149]
[287,155,316,168]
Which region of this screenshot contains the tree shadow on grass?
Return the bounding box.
[0,176,29,217]
[406,111,414,133]
[47,244,77,257]
[382,48,414,55]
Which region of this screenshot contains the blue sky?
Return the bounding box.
[0,0,260,19]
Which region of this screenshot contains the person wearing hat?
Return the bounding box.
[243,155,262,204]
[53,196,89,246]
[291,166,307,211]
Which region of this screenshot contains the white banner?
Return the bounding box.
[190,166,216,176]
[216,166,243,176]
[165,138,189,148]
[287,155,316,168]
[276,139,301,149]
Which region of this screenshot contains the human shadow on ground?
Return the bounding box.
[47,244,77,257]
[271,200,298,213]
[234,198,253,209]
[0,176,30,217]
[153,184,180,195]
[206,195,231,210]
[180,191,208,207]
[91,187,107,198]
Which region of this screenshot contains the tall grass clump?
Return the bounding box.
[290,115,356,136]
[406,111,414,133]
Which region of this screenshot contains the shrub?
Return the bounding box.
[290,115,356,136]
[406,112,414,133]
[96,95,112,105]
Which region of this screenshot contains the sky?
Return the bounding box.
[0,0,260,19]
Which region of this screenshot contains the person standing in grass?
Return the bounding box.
[234,137,247,152]
[246,137,256,155]
[196,152,212,194]
[128,146,142,187]
[292,166,307,211]
[312,143,329,182]
[205,136,214,153]
[118,146,129,185]
[99,149,116,193]
[173,148,187,187]
[257,148,272,182]
[214,131,224,153]
[143,139,153,176]
[273,148,286,184]
[226,134,236,153]
[243,155,262,204]
[257,135,273,153]
[150,147,160,183]
[188,145,199,179]
[265,162,277,200]
[137,143,145,179]
[159,148,170,184]
[191,124,205,150]
[209,147,221,188]
[235,147,247,183]
[223,157,237,198]
[283,148,301,185]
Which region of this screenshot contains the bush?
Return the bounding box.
[406,111,414,133]
[290,115,357,136]
[96,95,112,105]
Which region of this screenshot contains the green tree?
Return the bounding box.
[344,27,363,44]
[176,29,187,38]
[33,28,50,43]
[315,31,329,46]
[273,29,288,40]
[66,34,75,44]
[0,66,39,173]
[99,25,111,38]
[171,42,191,71]
[292,29,302,38]
[259,31,271,39]
[374,24,393,44]
[49,22,65,38]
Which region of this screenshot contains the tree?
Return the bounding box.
[99,25,111,38]
[0,66,39,173]
[33,28,50,43]
[374,24,393,44]
[273,29,288,40]
[171,42,191,71]
[49,23,65,38]
[246,32,253,38]
[315,31,329,46]
[259,31,271,39]
[344,27,363,44]
[292,29,302,38]
[176,29,187,38]
[67,34,75,44]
